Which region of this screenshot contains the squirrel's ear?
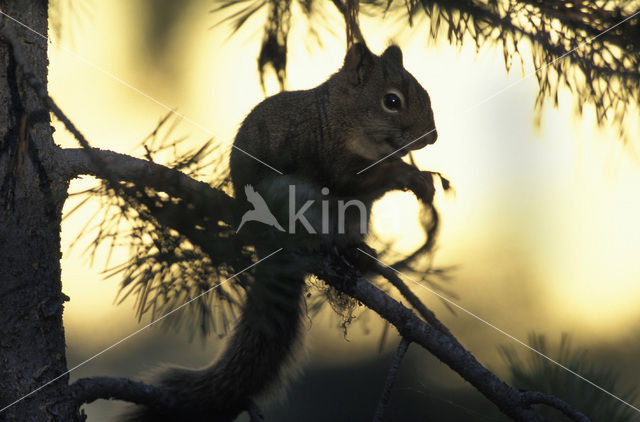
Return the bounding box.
[343,42,374,86]
[381,45,403,67]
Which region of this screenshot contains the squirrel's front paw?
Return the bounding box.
[408,171,436,204]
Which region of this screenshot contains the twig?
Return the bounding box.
[318,260,553,422]
[523,391,591,422]
[372,338,410,422]
[330,0,365,46]
[371,261,452,337]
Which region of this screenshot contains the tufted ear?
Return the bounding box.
[343,42,375,86]
[381,45,403,67]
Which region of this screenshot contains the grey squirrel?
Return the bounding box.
[124,42,437,421]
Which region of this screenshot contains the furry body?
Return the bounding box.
[125,42,436,421]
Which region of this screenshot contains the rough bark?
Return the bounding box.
[0,1,78,420]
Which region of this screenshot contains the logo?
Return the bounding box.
[236,184,368,235]
[237,185,286,233]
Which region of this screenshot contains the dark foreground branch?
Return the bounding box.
[369,258,452,337]
[58,148,214,197]
[70,377,175,409]
[522,392,590,422]
[372,338,411,422]
[319,260,590,422]
[56,147,240,225]
[70,377,265,422]
[58,148,206,194]
[330,0,365,46]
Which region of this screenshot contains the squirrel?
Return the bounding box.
[124,42,437,421]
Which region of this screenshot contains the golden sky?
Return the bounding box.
[49,0,640,370]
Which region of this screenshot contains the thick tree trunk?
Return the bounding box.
[0,1,77,420]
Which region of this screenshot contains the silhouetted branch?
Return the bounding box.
[59,148,201,190]
[330,0,365,46]
[372,337,410,422]
[318,256,590,422]
[212,0,640,141]
[501,333,638,421]
[56,148,238,221]
[397,0,640,140]
[368,258,452,336]
[70,377,265,421]
[522,391,590,422]
[58,146,248,336]
[70,377,175,409]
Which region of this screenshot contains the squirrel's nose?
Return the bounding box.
[409,128,437,150]
[425,129,438,145]
[417,128,437,147]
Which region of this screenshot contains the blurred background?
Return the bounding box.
[48,1,640,420]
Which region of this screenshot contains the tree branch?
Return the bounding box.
[372,338,411,422]
[70,377,175,409]
[56,147,240,224]
[522,391,590,422]
[369,259,452,337]
[70,377,265,421]
[330,0,365,46]
[318,258,591,422]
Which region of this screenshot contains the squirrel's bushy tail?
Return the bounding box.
[124,253,307,422]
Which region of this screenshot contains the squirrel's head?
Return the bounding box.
[337,43,437,161]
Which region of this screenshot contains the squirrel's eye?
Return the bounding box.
[382,92,403,112]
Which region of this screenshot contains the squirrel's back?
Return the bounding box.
[230,83,336,192]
